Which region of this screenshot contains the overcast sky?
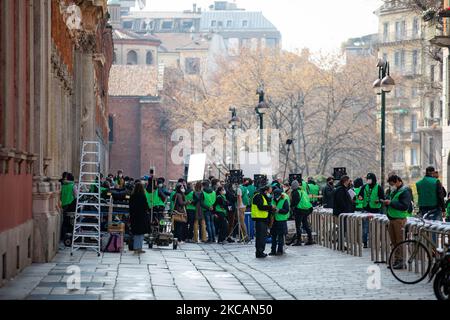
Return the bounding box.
[132,0,384,54]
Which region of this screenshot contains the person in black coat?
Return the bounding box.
[252,185,275,258]
[322,177,335,208]
[225,182,238,241]
[333,176,353,216]
[129,181,151,254]
[332,176,353,247]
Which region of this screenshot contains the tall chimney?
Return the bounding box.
[193,3,197,13]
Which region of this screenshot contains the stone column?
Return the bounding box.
[76,32,97,144]
[32,177,60,263]
[31,0,59,263]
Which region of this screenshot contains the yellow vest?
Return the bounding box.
[251,193,269,219]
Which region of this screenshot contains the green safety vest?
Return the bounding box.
[251,193,269,219]
[169,191,176,211]
[215,194,227,217]
[362,184,382,209]
[247,185,256,201]
[61,182,75,207]
[145,189,165,208]
[446,202,450,219]
[387,187,409,219]
[203,191,217,209]
[296,189,312,210]
[416,176,438,207]
[185,191,196,211]
[272,193,290,221]
[354,187,364,209]
[301,180,310,194]
[307,183,319,195]
[240,185,249,206]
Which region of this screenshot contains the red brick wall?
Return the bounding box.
[109,97,141,178]
[51,1,74,74]
[140,103,183,180]
[109,97,183,180]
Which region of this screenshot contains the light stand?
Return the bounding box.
[283,139,294,182]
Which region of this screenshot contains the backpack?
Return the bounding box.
[104,233,122,253]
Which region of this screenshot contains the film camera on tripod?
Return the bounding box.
[333,167,347,181]
[254,174,268,189]
[226,170,244,185]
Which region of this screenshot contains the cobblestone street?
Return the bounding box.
[0,243,434,300]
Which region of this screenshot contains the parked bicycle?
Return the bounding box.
[389,211,449,285]
[432,249,450,300]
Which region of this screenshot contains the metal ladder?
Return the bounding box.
[71,141,102,256]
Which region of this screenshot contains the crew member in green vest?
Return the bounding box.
[236,179,249,242]
[184,183,196,242]
[270,188,290,256]
[290,180,315,246]
[214,186,229,244]
[246,179,256,211]
[145,177,168,224]
[357,173,385,248]
[383,175,412,269]
[251,185,274,258]
[202,180,217,243]
[416,166,445,220]
[307,177,320,207]
[60,173,77,241]
[353,178,364,212]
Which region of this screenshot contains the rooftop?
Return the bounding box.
[112,29,161,43]
[200,11,278,30]
[155,33,211,52]
[109,65,158,97]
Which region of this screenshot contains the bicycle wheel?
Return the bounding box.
[389,240,431,284]
[433,270,450,301]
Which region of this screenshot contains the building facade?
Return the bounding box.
[0,0,113,286]
[429,0,450,189]
[342,33,378,62]
[376,0,443,183]
[108,65,184,180]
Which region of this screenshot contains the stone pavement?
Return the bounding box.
[0,242,435,300]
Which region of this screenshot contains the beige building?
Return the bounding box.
[376,0,443,183]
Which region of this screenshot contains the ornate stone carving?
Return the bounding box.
[13,151,27,175]
[26,154,38,175]
[0,146,15,174]
[50,43,74,94]
[76,31,97,53]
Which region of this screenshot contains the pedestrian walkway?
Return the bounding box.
[0,243,434,300]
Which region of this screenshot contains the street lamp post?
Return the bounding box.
[373,59,395,190]
[229,107,240,170]
[256,85,269,152]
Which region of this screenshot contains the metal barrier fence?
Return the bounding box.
[310,207,450,265]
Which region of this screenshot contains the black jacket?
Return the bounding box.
[333,184,354,216]
[129,192,151,235]
[322,184,335,208]
[225,184,237,211]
